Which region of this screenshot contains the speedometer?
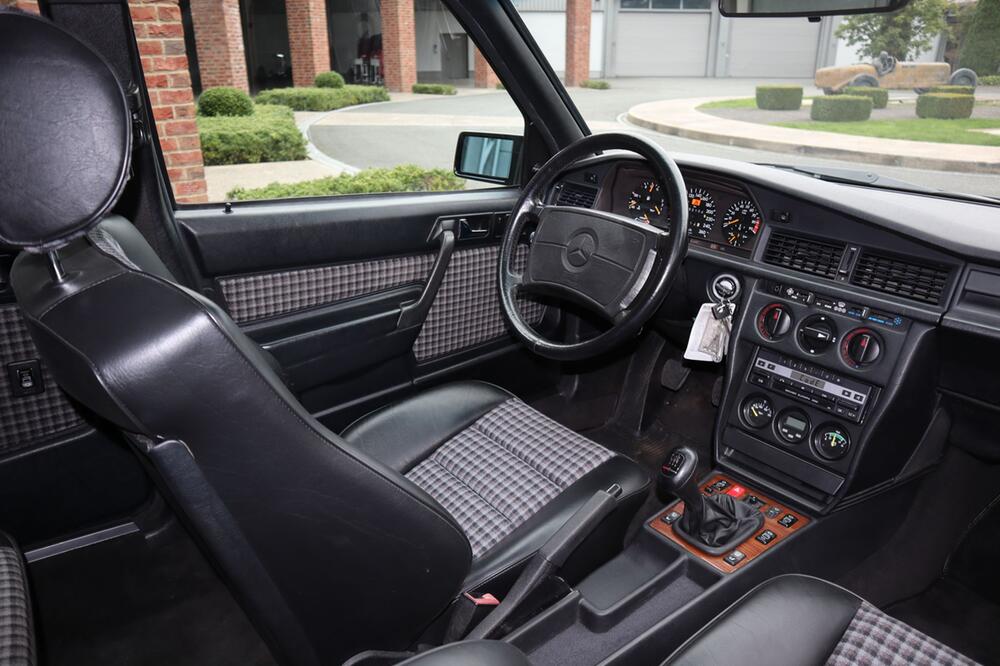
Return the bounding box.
[721,199,762,247]
[627,180,666,224]
[687,187,716,238]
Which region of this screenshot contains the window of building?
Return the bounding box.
[621,0,710,9]
[146,0,524,204]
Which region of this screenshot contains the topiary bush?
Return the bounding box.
[755,85,803,110]
[255,85,389,111]
[916,93,975,119]
[198,87,254,117]
[226,165,465,200]
[841,86,889,109]
[198,104,307,165]
[810,95,873,121]
[314,71,345,88]
[927,85,976,96]
[412,83,457,95]
[581,79,610,90]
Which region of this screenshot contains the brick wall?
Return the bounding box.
[381,0,416,93]
[565,0,591,87]
[189,0,248,91]
[131,0,208,203]
[474,48,499,89]
[286,0,329,87]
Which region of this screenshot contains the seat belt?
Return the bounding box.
[464,483,623,641]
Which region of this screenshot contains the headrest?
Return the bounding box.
[0,8,131,252]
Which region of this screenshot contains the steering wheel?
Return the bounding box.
[499,132,688,361]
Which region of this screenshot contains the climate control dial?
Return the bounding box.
[797,314,837,355]
[757,303,793,341]
[841,328,882,368]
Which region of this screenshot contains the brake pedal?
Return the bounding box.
[660,358,690,392]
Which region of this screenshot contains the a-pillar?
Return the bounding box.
[286,0,330,87]
[381,0,417,92]
[474,48,499,88]
[565,0,591,87]
[189,0,249,91]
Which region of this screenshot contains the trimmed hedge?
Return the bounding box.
[314,71,345,88]
[755,85,803,111]
[916,93,975,119]
[581,79,610,90]
[810,95,872,122]
[226,165,465,201]
[982,75,1000,86]
[198,104,307,166]
[198,87,254,117]
[927,85,975,96]
[255,85,390,111]
[412,83,457,95]
[841,86,889,109]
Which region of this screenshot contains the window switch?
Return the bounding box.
[8,360,43,397]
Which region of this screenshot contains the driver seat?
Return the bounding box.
[0,9,648,665]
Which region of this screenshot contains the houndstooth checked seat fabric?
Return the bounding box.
[0,533,34,666]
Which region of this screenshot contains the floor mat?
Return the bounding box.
[29,523,275,666]
[887,578,1000,665]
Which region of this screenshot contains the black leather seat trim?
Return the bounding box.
[397,640,530,666]
[342,381,513,473]
[664,574,863,666]
[465,456,650,590]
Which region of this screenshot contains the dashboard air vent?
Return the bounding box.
[556,182,597,208]
[850,252,950,305]
[763,232,845,280]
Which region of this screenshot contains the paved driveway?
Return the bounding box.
[307,78,1000,199]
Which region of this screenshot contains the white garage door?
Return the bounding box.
[614,11,711,76]
[726,18,820,77]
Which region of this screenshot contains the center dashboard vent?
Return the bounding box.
[850,251,950,305]
[763,231,845,280]
[556,182,597,208]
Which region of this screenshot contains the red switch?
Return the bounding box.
[725,485,747,499]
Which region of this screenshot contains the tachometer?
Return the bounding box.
[627,180,666,224]
[687,187,716,238]
[721,199,762,247]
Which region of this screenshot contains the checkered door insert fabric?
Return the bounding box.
[0,305,84,455]
[826,602,979,666]
[0,543,34,666]
[405,398,614,558]
[219,253,437,323]
[413,245,544,361]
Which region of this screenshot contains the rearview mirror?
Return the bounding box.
[454,132,521,185]
[719,0,908,17]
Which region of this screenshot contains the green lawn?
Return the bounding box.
[698,98,757,109]
[775,118,1000,147]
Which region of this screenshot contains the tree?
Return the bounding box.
[835,0,950,62]
[959,0,1000,75]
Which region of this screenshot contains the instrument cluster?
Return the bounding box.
[610,165,763,254]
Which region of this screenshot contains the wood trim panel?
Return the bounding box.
[648,474,810,574]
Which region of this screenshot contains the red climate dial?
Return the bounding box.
[757,303,793,341]
[841,327,882,368]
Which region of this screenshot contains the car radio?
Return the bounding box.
[748,348,874,424]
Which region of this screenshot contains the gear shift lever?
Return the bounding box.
[659,446,764,556]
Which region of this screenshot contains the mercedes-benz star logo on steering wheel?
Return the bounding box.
[565,232,596,268]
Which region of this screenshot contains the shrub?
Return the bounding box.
[581,79,610,90]
[314,71,345,88]
[981,75,1000,86]
[959,0,1000,78]
[755,85,803,110]
[841,86,889,109]
[810,95,873,121]
[916,93,975,119]
[927,85,976,96]
[255,85,390,111]
[227,165,465,200]
[198,87,254,117]
[198,104,307,166]
[412,83,457,95]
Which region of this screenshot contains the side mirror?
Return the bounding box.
[454,132,521,185]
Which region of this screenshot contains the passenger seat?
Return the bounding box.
[0,532,34,666]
